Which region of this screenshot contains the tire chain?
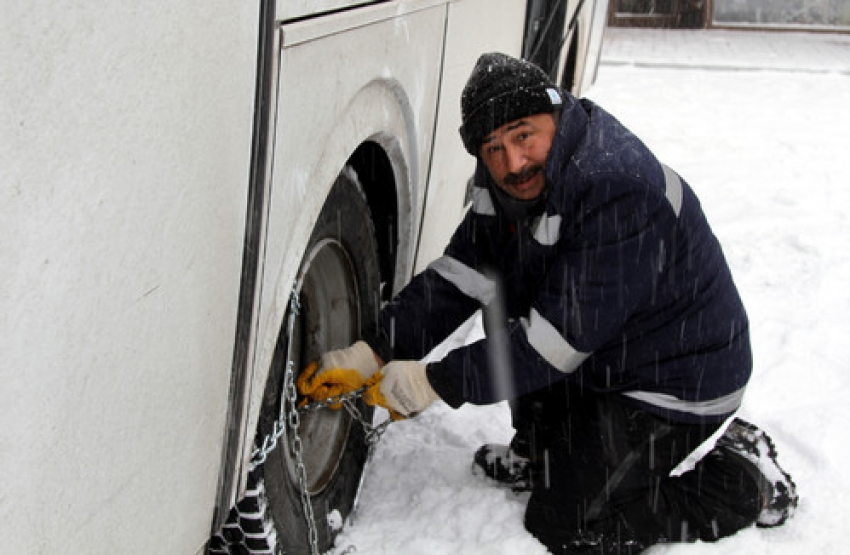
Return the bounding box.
[210,287,391,555]
[251,388,391,469]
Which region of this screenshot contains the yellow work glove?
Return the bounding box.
[297,341,381,407]
[363,360,439,420]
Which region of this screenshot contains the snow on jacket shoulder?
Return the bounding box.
[370,95,751,424]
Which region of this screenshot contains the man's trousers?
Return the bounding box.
[510,381,761,554]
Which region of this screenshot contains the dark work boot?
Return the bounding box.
[472,435,532,492]
[716,418,799,528]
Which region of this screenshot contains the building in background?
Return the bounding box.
[608,0,850,30]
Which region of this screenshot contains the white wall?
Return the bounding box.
[0,2,258,552]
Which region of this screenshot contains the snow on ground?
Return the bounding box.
[332,31,850,554]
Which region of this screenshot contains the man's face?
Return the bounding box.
[479,113,556,201]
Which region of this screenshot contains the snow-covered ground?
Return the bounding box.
[332,30,850,554]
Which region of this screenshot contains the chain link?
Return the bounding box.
[284,349,319,554]
[250,387,388,467]
[284,291,320,554]
[248,288,392,555]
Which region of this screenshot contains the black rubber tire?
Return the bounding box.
[254,170,381,553]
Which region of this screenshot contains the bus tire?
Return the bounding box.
[254,168,381,552]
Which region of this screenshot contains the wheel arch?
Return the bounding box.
[233,75,423,516]
[227,78,418,551]
[310,76,421,305]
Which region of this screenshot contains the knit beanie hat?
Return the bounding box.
[459,52,563,156]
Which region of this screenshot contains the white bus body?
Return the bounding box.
[1,1,607,553]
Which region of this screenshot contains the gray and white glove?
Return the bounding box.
[364,360,439,419]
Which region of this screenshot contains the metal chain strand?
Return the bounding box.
[248,287,393,555]
[299,387,369,412]
[250,388,389,467]
[284,356,320,554]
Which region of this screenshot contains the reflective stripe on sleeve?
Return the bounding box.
[662,163,683,217]
[520,308,590,373]
[622,387,745,417]
[428,256,497,305]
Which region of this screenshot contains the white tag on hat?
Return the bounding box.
[546,87,563,106]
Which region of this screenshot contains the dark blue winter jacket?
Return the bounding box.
[368,95,751,424]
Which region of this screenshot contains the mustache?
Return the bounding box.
[503,165,543,186]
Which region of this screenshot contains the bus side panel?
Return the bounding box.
[0,3,258,553]
[415,0,528,272]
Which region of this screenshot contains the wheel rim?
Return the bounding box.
[285,237,359,494]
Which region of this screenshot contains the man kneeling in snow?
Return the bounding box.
[299,52,797,553]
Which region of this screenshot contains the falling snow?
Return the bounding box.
[330,31,850,554]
